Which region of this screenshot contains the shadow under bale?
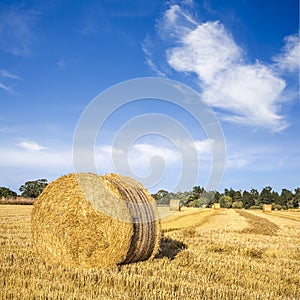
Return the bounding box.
[155,236,187,260]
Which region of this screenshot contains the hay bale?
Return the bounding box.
[31,173,161,268]
[213,203,220,209]
[169,199,181,211]
[263,204,272,212]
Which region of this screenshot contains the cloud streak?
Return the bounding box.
[0,82,12,93]
[18,140,46,152]
[0,69,21,94]
[0,69,21,80]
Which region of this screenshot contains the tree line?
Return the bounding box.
[152,186,300,210]
[1,179,299,210]
[0,179,48,199]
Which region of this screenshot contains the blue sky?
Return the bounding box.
[0,0,299,194]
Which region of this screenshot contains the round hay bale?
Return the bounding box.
[31,173,161,268]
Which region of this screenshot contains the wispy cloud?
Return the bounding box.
[0,82,12,93]
[0,69,21,94]
[273,32,300,73]
[17,140,46,152]
[56,58,65,69]
[0,69,21,80]
[144,2,297,132]
[142,37,167,77]
[0,5,39,56]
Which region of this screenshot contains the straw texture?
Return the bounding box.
[31,173,161,268]
[169,199,181,211]
[263,204,272,212]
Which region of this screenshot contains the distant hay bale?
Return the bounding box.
[31,173,161,268]
[169,199,181,211]
[263,204,272,212]
[213,203,220,209]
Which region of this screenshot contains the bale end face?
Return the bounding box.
[213,203,220,209]
[169,199,181,211]
[263,204,272,212]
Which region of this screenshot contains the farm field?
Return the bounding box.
[0,205,299,299]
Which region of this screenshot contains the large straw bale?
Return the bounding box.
[31,173,161,268]
[263,204,272,212]
[169,199,181,211]
[213,203,220,209]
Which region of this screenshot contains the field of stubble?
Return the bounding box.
[0,205,299,299]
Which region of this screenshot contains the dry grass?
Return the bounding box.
[0,197,34,205]
[237,210,279,236]
[160,208,216,233]
[1,205,299,299]
[265,210,300,222]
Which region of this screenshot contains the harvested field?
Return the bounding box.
[237,210,279,236]
[1,205,299,299]
[264,210,300,222]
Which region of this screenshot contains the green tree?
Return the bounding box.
[173,191,190,205]
[233,190,242,202]
[279,189,294,208]
[250,188,260,206]
[212,191,221,203]
[0,187,17,198]
[259,186,273,204]
[224,188,235,199]
[19,179,48,198]
[232,201,243,209]
[242,190,255,209]
[152,190,169,201]
[185,186,205,207]
[190,186,204,201]
[293,188,300,208]
[219,195,232,208]
[272,191,280,205]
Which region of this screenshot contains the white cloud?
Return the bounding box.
[0,146,71,170]
[18,140,46,151]
[98,145,125,156]
[202,63,287,130]
[96,139,212,173]
[273,32,300,73]
[167,21,242,83]
[145,3,296,132]
[0,144,72,192]
[130,143,179,165]
[193,139,213,154]
[227,154,249,169]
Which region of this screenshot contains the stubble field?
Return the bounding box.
[0,205,299,299]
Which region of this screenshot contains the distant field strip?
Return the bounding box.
[160,209,216,233]
[264,211,300,222]
[237,210,279,236]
